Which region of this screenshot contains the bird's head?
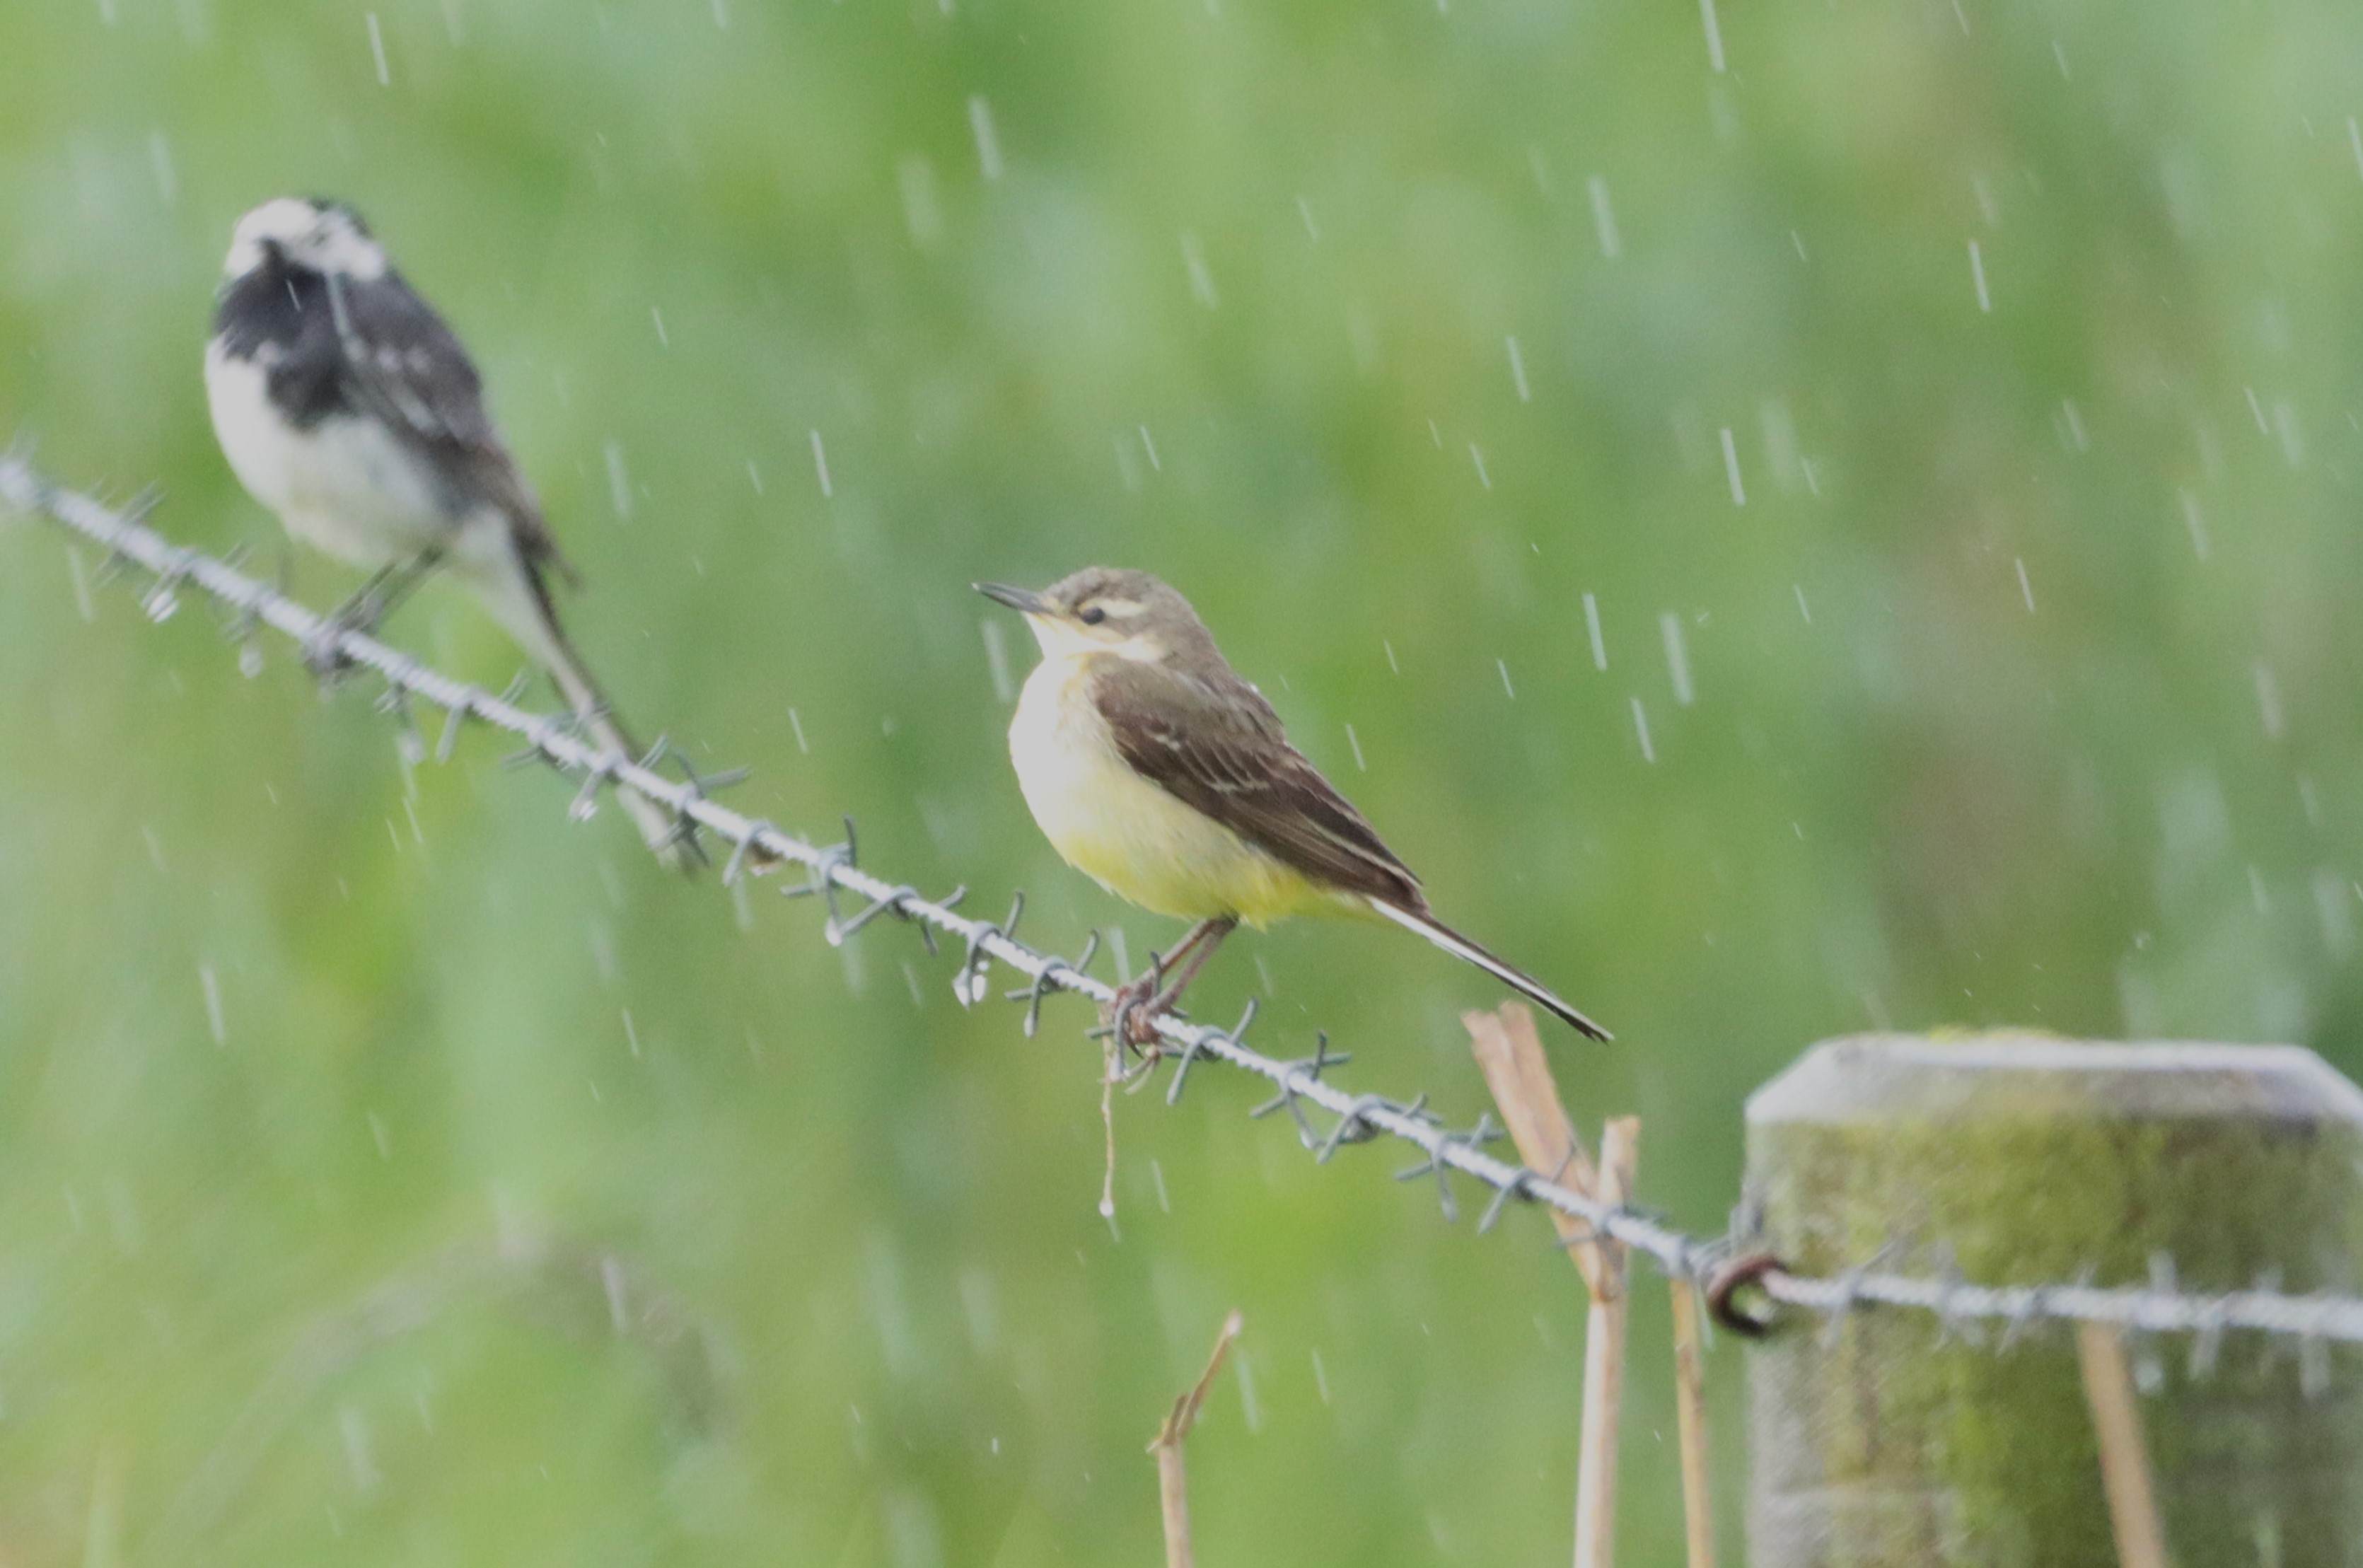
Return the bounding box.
[223,197,387,284]
[975,567,1212,664]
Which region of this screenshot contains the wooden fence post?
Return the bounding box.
[1465,1005,1661,1568]
[1744,1033,2363,1567]
[1668,1274,1717,1568]
[2077,1322,2168,1568]
[1149,1311,1244,1568]
[1574,1117,1638,1568]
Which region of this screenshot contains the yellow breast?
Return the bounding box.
[1007,654,1342,927]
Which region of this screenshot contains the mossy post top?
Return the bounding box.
[1748,1032,2363,1127]
[1746,1033,2363,1567]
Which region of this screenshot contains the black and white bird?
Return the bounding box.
[204,196,685,866]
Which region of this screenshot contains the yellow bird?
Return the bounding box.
[977,568,1609,1043]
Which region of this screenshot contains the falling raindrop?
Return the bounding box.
[2314,871,2355,961]
[2059,399,2088,452]
[339,1405,381,1491]
[1760,400,1799,488]
[982,619,1013,703]
[147,131,176,206]
[2273,401,2306,468]
[199,963,224,1044]
[603,440,632,520]
[1660,613,1695,706]
[2179,490,2210,559]
[1181,233,1219,308]
[1697,0,1726,71]
[2253,662,2284,741]
[968,96,1004,180]
[1586,176,1622,259]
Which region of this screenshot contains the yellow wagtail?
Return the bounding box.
[977,567,1609,1043]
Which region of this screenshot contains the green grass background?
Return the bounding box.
[2,0,2362,1561]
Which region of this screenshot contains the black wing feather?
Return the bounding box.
[323,269,568,573]
[216,252,564,574]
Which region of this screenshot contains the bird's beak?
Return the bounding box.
[974,581,1051,616]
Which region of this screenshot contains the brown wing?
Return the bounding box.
[1096,657,1425,909]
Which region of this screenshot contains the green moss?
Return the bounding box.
[1746,1035,2363,1567]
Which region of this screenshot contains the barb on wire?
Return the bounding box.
[953,892,1025,1006]
[1166,997,1256,1107]
[17,451,2363,1351]
[1248,1033,1348,1150]
[1393,1112,1504,1223]
[1005,929,1101,1039]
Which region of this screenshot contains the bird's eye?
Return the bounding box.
[1078,605,1107,626]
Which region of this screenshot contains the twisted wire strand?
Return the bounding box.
[11,451,2363,1348]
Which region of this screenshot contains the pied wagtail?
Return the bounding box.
[204,197,686,866]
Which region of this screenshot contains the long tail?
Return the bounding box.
[470,552,693,872]
[1369,900,1610,1041]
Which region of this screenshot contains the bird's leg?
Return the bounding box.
[1105,921,1212,1053]
[304,549,446,678]
[1107,919,1217,1040]
[302,563,395,676]
[354,545,445,631]
[1108,917,1237,1050]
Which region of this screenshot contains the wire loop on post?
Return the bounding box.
[1705,1251,1787,1340]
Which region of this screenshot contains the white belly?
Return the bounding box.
[1009,656,1318,924]
[204,345,455,569]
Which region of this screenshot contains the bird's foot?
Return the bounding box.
[1101,975,1180,1055]
[302,586,397,683]
[300,621,360,683]
[303,559,425,683]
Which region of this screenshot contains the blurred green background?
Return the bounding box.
[4,0,2362,1561]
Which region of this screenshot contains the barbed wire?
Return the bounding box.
[11,448,2363,1356]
